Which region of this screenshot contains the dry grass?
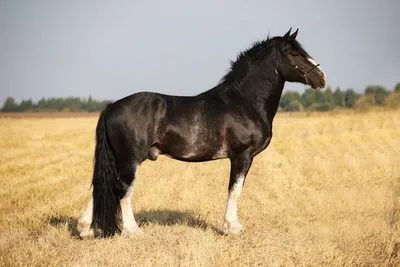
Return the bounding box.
[1,110,400,266]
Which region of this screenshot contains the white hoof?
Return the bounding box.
[79,228,94,239]
[121,227,143,236]
[223,221,244,234]
[77,218,94,239]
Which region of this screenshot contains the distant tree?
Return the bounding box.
[87,95,94,111]
[354,94,375,110]
[301,88,317,108]
[364,85,389,105]
[280,91,302,111]
[1,97,19,112]
[19,99,33,111]
[308,102,334,112]
[0,96,114,112]
[64,97,82,111]
[375,88,389,105]
[86,95,101,112]
[285,100,303,112]
[365,86,377,95]
[384,91,400,108]
[324,86,334,104]
[333,87,345,107]
[344,89,358,108]
[394,82,400,93]
[314,90,327,104]
[37,98,47,110]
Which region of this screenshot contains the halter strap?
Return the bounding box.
[279,47,320,83]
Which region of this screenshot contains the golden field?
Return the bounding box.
[0,109,400,267]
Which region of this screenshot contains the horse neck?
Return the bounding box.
[234,60,286,125]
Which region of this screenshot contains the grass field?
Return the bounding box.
[1,109,400,266]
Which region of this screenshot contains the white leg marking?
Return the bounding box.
[77,197,94,239]
[224,175,245,234]
[121,166,142,235]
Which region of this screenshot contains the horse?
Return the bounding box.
[77,28,326,238]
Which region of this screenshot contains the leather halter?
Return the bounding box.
[280,48,320,85]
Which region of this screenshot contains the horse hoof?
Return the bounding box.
[223,221,244,235]
[77,219,94,239]
[121,227,143,236]
[79,229,94,240]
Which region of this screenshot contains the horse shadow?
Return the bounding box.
[48,216,80,237]
[135,209,223,234]
[48,209,224,238]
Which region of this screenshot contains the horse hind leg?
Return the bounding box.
[120,162,142,235]
[77,162,142,238]
[77,197,94,239]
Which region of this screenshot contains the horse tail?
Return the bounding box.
[91,106,124,237]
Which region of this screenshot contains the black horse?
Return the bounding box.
[77,28,326,238]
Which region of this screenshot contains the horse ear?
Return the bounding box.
[283,27,292,40]
[289,28,299,40]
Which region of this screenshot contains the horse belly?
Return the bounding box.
[157,128,226,162]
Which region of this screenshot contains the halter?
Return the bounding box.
[279,48,320,85]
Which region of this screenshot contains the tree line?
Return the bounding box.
[1,96,112,112]
[1,83,400,112]
[279,83,400,112]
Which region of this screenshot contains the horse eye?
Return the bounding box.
[288,52,299,57]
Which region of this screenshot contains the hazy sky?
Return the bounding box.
[0,0,399,104]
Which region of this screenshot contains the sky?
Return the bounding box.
[0,0,399,104]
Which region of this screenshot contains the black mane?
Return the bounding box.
[198,36,281,96]
[220,36,279,84]
[197,35,313,97]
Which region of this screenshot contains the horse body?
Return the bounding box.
[77,28,326,238]
[108,86,277,164]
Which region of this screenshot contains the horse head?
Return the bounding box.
[276,28,326,90]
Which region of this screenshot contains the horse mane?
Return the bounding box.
[220,36,279,84]
[198,35,281,96]
[197,34,313,97]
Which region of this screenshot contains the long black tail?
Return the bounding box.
[91,107,124,237]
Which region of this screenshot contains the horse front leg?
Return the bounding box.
[223,153,253,234]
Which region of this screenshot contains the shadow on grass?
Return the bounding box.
[48,216,80,237]
[136,209,224,234]
[48,216,103,238]
[48,209,224,238]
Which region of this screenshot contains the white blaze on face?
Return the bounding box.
[306,57,326,87]
[307,57,323,73]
